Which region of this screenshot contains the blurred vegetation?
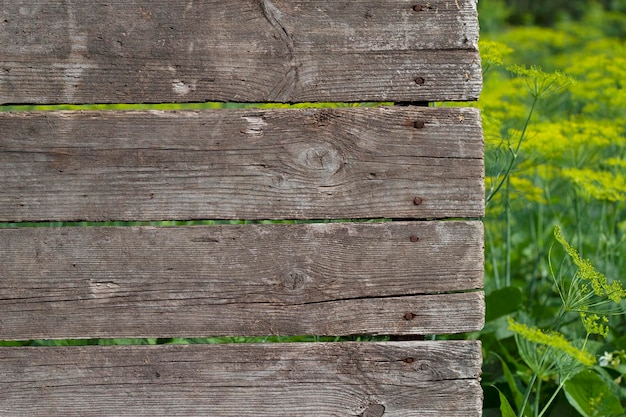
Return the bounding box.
[471,2,626,415]
[482,0,626,28]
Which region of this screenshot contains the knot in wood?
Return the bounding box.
[283,270,308,291]
[299,143,343,176]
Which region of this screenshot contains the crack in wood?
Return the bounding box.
[260,0,299,101]
[291,290,483,307]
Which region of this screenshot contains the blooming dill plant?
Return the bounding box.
[501,226,626,417]
[485,60,575,288]
[475,6,626,417]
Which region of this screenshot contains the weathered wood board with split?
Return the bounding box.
[0,107,483,222]
[0,1,484,415]
[0,342,483,416]
[0,221,484,340]
[0,0,481,104]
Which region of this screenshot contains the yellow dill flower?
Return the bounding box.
[554,226,626,303]
[508,318,596,367]
[567,51,626,118]
[521,119,622,162]
[479,40,513,71]
[498,26,576,52]
[509,176,546,204]
[507,65,576,99]
[520,121,568,159]
[580,313,609,338]
[606,158,626,169]
[561,168,626,203]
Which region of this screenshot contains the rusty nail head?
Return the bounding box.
[410,235,419,242]
[414,76,425,85]
[413,120,425,129]
[404,357,415,364]
[412,4,426,11]
[403,312,415,320]
[413,197,423,205]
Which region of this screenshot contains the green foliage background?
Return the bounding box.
[475,1,626,416]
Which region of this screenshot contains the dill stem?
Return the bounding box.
[486,225,502,288]
[537,368,576,417]
[537,335,591,417]
[537,374,569,417]
[486,95,538,206]
[518,373,537,417]
[534,378,542,417]
[506,176,512,286]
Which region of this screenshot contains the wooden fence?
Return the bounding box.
[0,1,484,415]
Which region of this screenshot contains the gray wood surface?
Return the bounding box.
[0,0,481,104]
[0,106,484,222]
[0,341,482,416]
[0,221,484,340]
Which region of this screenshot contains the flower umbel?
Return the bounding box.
[580,313,609,338]
[507,65,576,99]
[508,318,596,367]
[554,226,626,304]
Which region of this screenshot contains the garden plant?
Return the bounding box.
[474,2,626,415]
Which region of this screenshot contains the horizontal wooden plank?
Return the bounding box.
[0,221,484,339]
[0,0,481,104]
[0,341,482,416]
[0,107,484,221]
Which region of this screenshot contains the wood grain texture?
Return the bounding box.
[0,0,481,104]
[0,106,484,222]
[0,341,482,416]
[0,221,484,340]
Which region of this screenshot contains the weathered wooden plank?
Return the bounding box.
[0,221,483,340]
[0,107,484,221]
[0,341,482,416]
[0,0,481,104]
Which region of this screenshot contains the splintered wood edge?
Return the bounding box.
[0,341,483,416]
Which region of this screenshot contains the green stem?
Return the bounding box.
[514,99,537,156]
[537,335,592,417]
[550,306,567,330]
[537,375,569,417]
[574,193,584,256]
[597,202,607,263]
[518,373,538,417]
[486,225,502,289]
[534,378,542,417]
[485,145,516,206]
[506,175,512,287]
[486,95,538,206]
